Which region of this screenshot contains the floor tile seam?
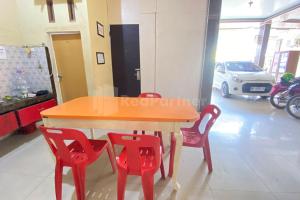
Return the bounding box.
[23,175,49,200]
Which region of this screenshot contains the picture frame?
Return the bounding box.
[97,21,104,37]
[96,52,105,64]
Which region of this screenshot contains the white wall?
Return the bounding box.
[108,0,140,24]
[140,13,156,92]
[156,0,207,103]
[0,0,21,45]
[108,0,208,105]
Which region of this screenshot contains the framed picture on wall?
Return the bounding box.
[97,21,104,37]
[96,52,105,64]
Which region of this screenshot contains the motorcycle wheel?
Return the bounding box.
[286,95,300,119]
[270,91,288,109]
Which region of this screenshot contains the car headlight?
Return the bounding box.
[232,76,243,83]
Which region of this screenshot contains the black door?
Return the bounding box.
[110,24,141,97]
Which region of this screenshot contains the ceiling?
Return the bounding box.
[221,0,300,20]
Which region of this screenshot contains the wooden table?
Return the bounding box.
[41,96,198,190]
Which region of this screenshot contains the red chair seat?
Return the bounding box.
[182,129,204,147]
[68,140,108,154]
[68,140,109,164]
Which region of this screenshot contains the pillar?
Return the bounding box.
[254,23,271,67]
[198,0,222,110]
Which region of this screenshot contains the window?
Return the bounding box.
[67,0,76,21]
[226,62,262,72]
[46,0,55,23]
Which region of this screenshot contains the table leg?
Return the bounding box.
[90,128,95,139]
[172,127,183,191]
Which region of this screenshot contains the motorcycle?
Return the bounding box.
[270,77,300,109]
[286,83,300,119]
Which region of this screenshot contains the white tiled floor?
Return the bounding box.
[1,90,300,199]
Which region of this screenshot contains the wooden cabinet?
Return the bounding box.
[17,99,57,127]
[0,112,19,137]
[269,51,300,82]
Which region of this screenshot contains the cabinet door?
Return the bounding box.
[17,99,57,127]
[0,112,19,137]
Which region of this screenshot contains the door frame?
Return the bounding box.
[47,31,88,104]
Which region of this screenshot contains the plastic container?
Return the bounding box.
[14,67,29,98]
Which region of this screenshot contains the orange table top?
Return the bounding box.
[41,96,199,122]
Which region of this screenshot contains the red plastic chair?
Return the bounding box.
[39,126,116,200]
[134,92,164,153]
[168,105,221,176]
[108,133,165,200]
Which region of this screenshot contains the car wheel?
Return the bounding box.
[221,82,231,98]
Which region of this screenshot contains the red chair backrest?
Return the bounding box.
[39,125,96,164]
[139,92,162,98]
[191,104,221,139]
[108,133,161,174]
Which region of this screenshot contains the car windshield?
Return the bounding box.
[226,62,263,72]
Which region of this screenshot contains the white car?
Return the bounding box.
[213,61,274,98]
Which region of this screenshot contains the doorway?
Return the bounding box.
[110,24,141,97]
[51,34,88,102]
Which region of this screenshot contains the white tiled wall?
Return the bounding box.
[0,46,52,97]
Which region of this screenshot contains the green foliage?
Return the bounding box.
[281,72,295,83]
